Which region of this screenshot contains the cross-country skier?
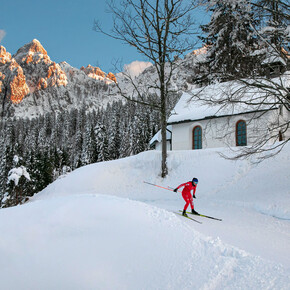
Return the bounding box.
[174,178,199,217]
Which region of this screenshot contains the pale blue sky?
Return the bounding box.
[0,0,209,73]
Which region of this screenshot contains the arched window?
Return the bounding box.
[192,126,202,149]
[236,120,247,146]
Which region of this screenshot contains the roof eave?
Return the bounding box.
[167,108,278,125]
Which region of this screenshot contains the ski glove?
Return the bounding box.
[193,195,196,199]
[173,188,178,192]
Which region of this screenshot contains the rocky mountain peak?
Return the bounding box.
[13,39,51,65]
[81,65,106,79]
[0,40,118,118]
[107,72,117,83]
[3,58,30,104]
[42,62,68,88]
[0,72,4,93]
[0,46,12,64]
[9,66,30,104]
[80,65,116,83]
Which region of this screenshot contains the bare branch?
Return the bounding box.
[94,0,201,177]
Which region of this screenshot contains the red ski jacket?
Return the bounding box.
[176,182,197,197]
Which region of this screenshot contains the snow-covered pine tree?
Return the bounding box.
[254,0,290,51]
[108,102,122,160]
[201,0,259,80]
[3,155,31,207]
[118,102,134,157]
[253,0,290,75]
[87,125,99,163]
[80,113,93,166]
[72,108,84,168]
[0,124,7,206]
[32,149,54,194]
[0,121,15,202]
[94,122,110,162]
[131,110,150,155]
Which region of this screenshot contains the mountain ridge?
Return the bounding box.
[0,39,118,118]
[0,38,211,119]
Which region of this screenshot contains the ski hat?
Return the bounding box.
[192,177,198,185]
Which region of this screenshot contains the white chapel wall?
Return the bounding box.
[171,110,278,150]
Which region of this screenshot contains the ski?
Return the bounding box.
[174,212,202,224]
[179,210,222,221]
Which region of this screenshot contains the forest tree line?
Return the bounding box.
[0,100,160,207]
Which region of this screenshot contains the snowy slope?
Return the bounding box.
[0,144,290,289]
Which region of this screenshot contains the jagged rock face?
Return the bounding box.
[80,64,116,83]
[107,72,117,83]
[0,72,4,93]
[0,46,12,64]
[0,39,118,118]
[13,39,68,94]
[45,62,68,87]
[0,56,30,104]
[81,65,106,79]
[14,39,51,65]
[8,60,30,104]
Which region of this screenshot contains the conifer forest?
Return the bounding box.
[0,101,160,207]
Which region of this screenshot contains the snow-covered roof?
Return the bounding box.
[150,125,172,145]
[168,73,290,124]
[262,54,287,65]
[261,46,288,65]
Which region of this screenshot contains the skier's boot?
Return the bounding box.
[191,209,199,215]
[182,210,188,217]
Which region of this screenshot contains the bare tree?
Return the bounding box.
[94,0,200,177]
[191,73,289,161]
[192,0,290,161]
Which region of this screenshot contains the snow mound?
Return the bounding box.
[33,144,290,220]
[0,194,289,290]
[1,143,290,288]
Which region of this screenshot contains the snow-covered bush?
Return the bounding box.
[1,155,31,208]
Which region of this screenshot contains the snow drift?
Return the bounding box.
[0,143,290,289]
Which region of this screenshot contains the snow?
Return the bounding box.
[0,143,290,289]
[261,46,287,65]
[7,166,30,186]
[168,91,224,123]
[13,155,19,164]
[167,88,262,124]
[287,25,290,37]
[149,125,172,145]
[8,156,31,186]
[168,72,290,124]
[167,84,268,124]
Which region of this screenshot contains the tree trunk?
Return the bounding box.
[160,84,168,178]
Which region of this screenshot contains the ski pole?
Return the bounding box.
[166,185,181,192]
[143,181,181,193]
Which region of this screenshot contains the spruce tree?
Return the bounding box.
[254,0,290,50]
[201,0,259,80]
[4,155,31,207]
[95,123,110,162]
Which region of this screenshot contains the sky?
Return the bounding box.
[0,0,209,74]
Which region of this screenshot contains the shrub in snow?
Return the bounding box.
[1,156,31,208]
[8,166,31,186]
